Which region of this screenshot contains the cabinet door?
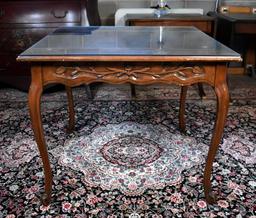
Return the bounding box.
[0,28,55,91]
[0,28,57,53]
[0,24,81,53]
[0,53,31,90]
[0,0,83,90]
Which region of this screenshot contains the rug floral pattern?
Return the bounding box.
[57,122,207,196]
[0,86,255,217]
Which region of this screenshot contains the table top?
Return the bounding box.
[126,13,215,21]
[18,26,241,62]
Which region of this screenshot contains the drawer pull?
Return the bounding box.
[0,9,5,17]
[51,10,68,19]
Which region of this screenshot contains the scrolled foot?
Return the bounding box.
[197,83,207,100]
[201,95,207,100]
[179,125,186,133]
[130,84,136,99]
[205,190,217,204]
[179,86,188,132]
[66,125,75,134]
[41,193,51,206]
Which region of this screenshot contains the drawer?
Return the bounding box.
[0,28,56,52]
[0,1,81,24]
[235,23,256,34]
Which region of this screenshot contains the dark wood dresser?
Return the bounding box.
[0,0,98,91]
[208,11,256,76]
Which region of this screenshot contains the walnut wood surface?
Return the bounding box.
[28,66,53,206]
[204,64,230,204]
[41,63,216,87]
[54,65,207,85]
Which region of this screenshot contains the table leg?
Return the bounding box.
[85,85,93,100]
[28,67,52,206]
[65,86,75,133]
[130,84,136,98]
[204,72,229,204]
[245,40,256,78]
[197,83,206,99]
[179,86,188,132]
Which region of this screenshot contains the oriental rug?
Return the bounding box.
[0,77,255,217]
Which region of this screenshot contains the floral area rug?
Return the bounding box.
[0,82,256,217]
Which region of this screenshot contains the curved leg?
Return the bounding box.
[179,86,188,132]
[130,84,136,98]
[28,69,52,206]
[85,84,93,100]
[65,86,75,133]
[203,81,229,204]
[198,83,206,99]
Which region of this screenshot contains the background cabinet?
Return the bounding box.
[126,14,215,36]
[0,0,100,91]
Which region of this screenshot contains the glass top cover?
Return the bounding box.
[20,26,240,57]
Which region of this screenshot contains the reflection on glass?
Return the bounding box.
[20,26,240,57]
[158,0,167,8]
[159,26,163,47]
[154,0,170,17]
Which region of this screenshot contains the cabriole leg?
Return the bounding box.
[179,86,188,132]
[65,86,75,133]
[28,66,52,206]
[198,83,206,99]
[204,65,229,204]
